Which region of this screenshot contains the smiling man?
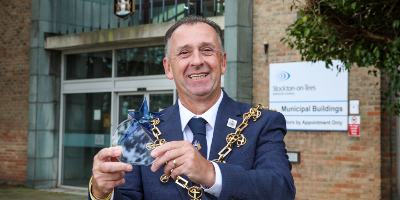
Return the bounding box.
[89,16,295,200]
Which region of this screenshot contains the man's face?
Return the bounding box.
[163,22,226,101]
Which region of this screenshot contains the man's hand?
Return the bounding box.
[92,147,133,198]
[150,141,216,187]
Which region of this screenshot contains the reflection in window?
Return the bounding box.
[65,51,112,80]
[64,93,111,134]
[150,93,173,112]
[203,0,225,18]
[62,92,111,187]
[116,46,165,77]
[152,1,186,23]
[150,0,225,24]
[118,95,144,124]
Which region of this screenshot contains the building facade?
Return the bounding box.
[0,0,398,199]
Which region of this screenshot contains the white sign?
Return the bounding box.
[287,152,300,163]
[95,134,105,145]
[349,100,359,114]
[270,61,348,131]
[94,109,101,120]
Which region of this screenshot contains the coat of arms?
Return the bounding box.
[192,140,202,150]
[114,0,135,20]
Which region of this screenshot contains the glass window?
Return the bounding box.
[150,93,173,112]
[65,51,112,80]
[117,93,173,124]
[152,1,186,23]
[203,0,225,18]
[62,92,111,187]
[116,46,165,77]
[118,94,144,124]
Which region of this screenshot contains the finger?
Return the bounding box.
[170,165,184,180]
[95,147,123,161]
[99,162,133,173]
[168,157,197,180]
[171,157,214,185]
[110,156,121,162]
[104,171,125,181]
[154,148,185,168]
[93,171,125,184]
[109,146,123,162]
[151,145,190,172]
[163,158,181,177]
[151,141,187,158]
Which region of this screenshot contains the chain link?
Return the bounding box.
[146,104,267,200]
[212,105,264,163]
[146,118,166,150]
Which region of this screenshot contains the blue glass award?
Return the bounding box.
[111,98,163,165]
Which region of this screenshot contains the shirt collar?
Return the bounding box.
[178,90,224,131]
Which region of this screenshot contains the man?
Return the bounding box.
[90,16,295,200]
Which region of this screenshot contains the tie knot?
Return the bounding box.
[188,117,207,136]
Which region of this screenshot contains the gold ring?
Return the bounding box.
[173,159,177,168]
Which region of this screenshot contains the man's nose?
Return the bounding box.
[190,50,204,67]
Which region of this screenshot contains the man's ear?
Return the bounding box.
[220,52,227,75]
[163,57,174,80]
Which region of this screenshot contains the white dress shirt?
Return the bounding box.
[178,91,223,197]
[94,91,224,200]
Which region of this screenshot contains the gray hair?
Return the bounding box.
[164,15,224,60]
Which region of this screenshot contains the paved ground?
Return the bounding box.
[0,184,87,200]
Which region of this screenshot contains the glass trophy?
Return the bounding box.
[111,98,163,165]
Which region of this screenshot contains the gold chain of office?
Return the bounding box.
[145,104,274,200]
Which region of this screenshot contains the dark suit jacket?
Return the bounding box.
[90,91,296,200]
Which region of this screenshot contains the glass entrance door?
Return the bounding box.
[60,46,178,188]
[62,92,111,187]
[60,91,173,187]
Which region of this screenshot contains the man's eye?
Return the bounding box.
[203,47,216,52]
[202,49,214,54]
[181,51,188,55]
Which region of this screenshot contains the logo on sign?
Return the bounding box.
[276,71,291,81]
[351,116,357,124]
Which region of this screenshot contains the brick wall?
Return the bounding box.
[0,0,31,184]
[253,0,388,199]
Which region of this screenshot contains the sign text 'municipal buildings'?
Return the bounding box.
[269,61,348,131]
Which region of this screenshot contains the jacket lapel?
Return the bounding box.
[158,102,183,142]
[157,103,189,199]
[209,91,242,162]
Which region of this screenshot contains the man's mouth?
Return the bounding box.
[188,73,209,80]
